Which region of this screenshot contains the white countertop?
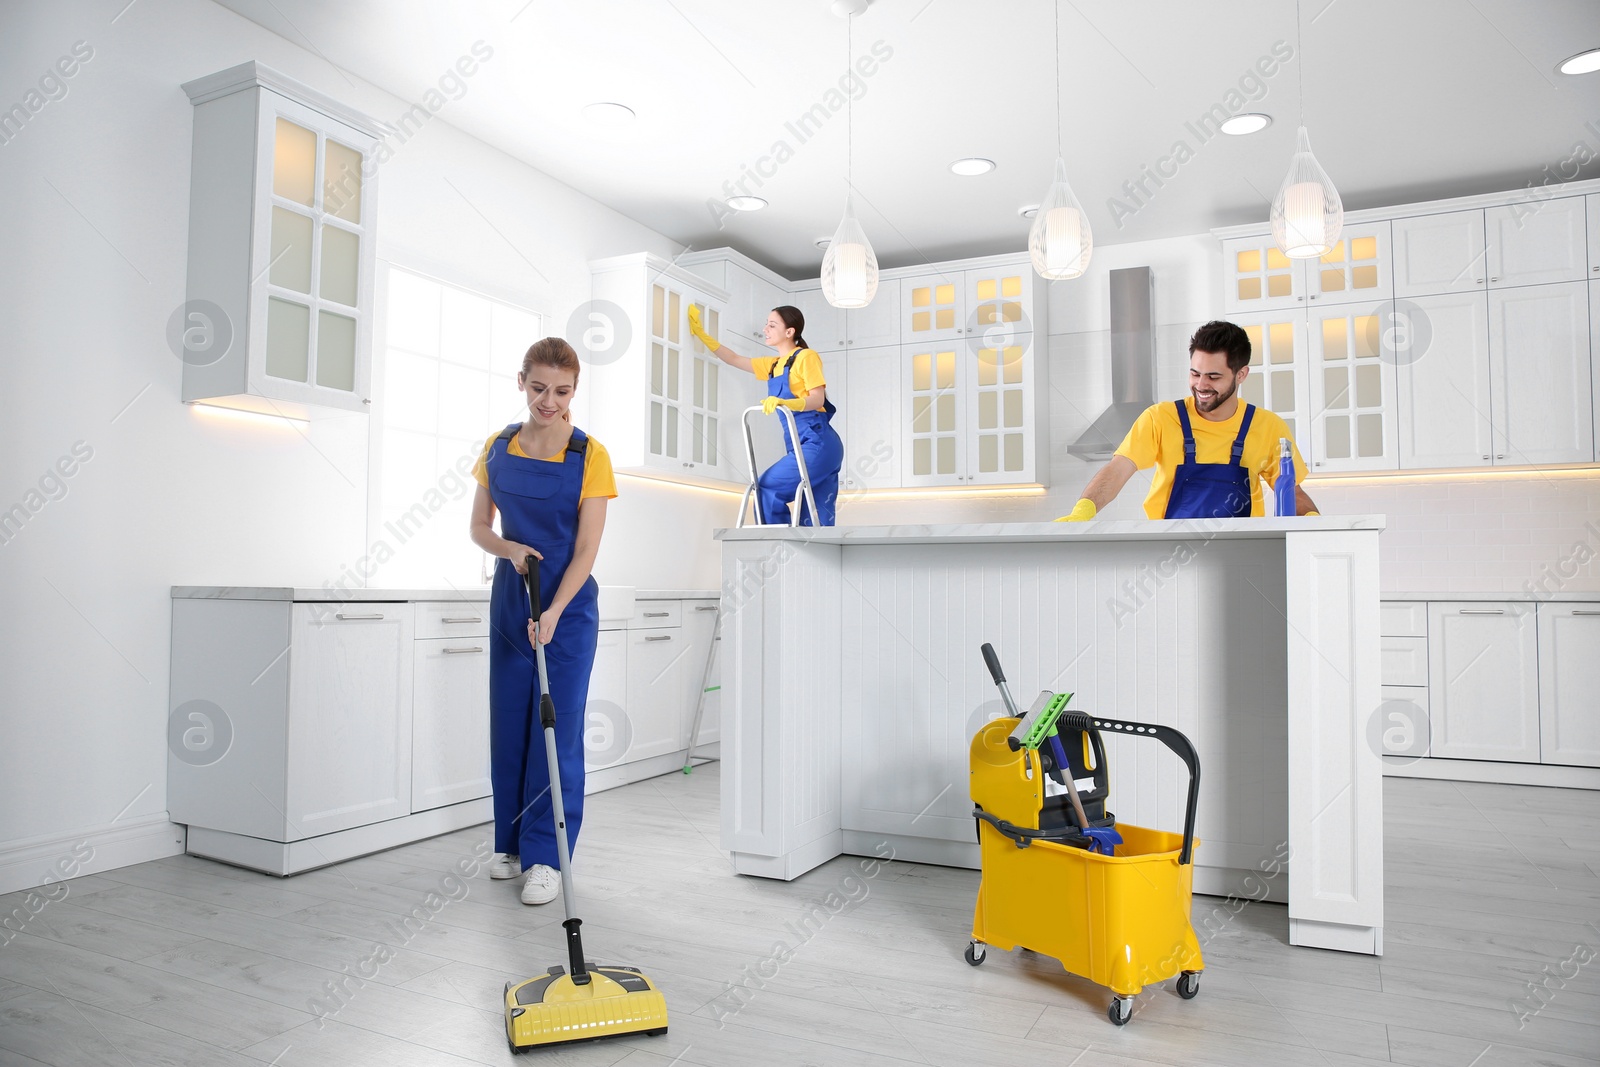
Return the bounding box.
[172,586,720,602]
[715,515,1385,545]
[1382,590,1600,602]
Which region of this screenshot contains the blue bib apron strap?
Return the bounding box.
[1163,401,1257,520]
[485,421,599,872]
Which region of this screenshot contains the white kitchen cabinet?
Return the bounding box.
[1223,234,1306,313]
[901,270,967,343]
[1427,602,1540,763]
[903,333,1047,487]
[584,628,629,772]
[681,601,722,751]
[840,345,902,490]
[1235,312,1312,457]
[1488,281,1594,465]
[624,625,688,763]
[791,286,847,351]
[1590,194,1600,280]
[1379,685,1431,758]
[1305,223,1393,306]
[1394,292,1494,468]
[847,277,900,348]
[181,62,384,419]
[1307,303,1400,471]
[1538,604,1600,768]
[411,634,490,811]
[588,253,734,485]
[1393,210,1488,297]
[1486,197,1589,288]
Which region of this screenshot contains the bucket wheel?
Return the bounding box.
[1108,996,1133,1026]
[1176,971,1201,999]
[963,940,986,966]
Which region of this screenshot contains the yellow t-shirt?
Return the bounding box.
[472,428,618,502]
[750,348,827,399]
[1115,399,1306,519]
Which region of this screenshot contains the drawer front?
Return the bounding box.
[1380,601,1427,638]
[416,600,490,639]
[1381,636,1428,686]
[631,601,683,629]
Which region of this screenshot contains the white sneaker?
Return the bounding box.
[520,864,560,905]
[489,854,520,880]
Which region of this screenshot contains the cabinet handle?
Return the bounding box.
[335,612,384,620]
[1573,610,1600,616]
[1482,455,1490,460]
[645,634,673,642]
[644,611,670,617]
[1475,278,1484,284]
[1489,277,1499,282]
[442,616,482,624]
[694,605,719,612]
[442,646,484,654]
[1495,454,1505,460]
[1458,609,1505,615]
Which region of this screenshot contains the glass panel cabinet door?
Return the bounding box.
[1234,312,1311,459]
[905,344,963,485]
[1307,305,1399,471]
[647,282,685,463]
[968,342,1031,484]
[688,304,721,469]
[901,273,965,342]
[1306,222,1392,305]
[1223,235,1305,314]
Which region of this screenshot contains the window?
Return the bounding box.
[370,266,540,588]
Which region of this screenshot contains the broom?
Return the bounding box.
[503,556,669,1051]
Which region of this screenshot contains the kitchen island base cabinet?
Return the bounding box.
[718,519,1385,955]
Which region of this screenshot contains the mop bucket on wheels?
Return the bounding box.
[965,643,1203,1027]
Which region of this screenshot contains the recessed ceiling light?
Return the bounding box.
[1018,204,1039,219]
[1558,48,1600,75]
[949,157,996,176]
[814,236,832,249]
[582,101,635,126]
[831,0,869,16]
[725,195,767,211]
[1220,113,1271,135]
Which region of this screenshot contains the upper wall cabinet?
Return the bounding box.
[1222,224,1391,314]
[588,254,741,487]
[181,63,386,419]
[1393,198,1588,296]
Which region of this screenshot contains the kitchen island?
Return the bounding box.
[714,516,1386,955]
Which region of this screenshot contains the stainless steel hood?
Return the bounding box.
[1067,266,1156,461]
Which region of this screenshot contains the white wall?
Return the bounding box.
[0,0,724,877]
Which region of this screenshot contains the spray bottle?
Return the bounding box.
[1274,438,1296,517]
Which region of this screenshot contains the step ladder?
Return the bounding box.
[735,404,818,528]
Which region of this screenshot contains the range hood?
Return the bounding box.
[1067,266,1156,460]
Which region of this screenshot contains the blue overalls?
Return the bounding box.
[757,349,844,526]
[1163,400,1257,519]
[485,423,599,871]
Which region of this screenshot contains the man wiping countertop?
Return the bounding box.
[1058,320,1321,522]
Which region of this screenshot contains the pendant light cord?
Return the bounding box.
[847,13,852,198]
[1296,0,1304,125]
[1054,1,1061,159]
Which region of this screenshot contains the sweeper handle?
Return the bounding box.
[980,642,1021,720]
[524,556,590,986]
[1056,710,1202,866]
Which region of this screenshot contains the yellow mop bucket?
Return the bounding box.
[966,644,1203,1026]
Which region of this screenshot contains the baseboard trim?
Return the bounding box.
[0,813,186,896]
[1383,756,1600,789]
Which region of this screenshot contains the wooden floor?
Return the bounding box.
[2,771,1597,1067]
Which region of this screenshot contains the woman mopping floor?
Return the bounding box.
[470,337,615,905]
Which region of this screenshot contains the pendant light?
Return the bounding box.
[821,10,877,308]
[1028,2,1092,280]
[1271,0,1342,258]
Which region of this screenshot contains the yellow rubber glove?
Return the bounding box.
[760,395,806,415]
[687,304,718,350]
[1053,498,1097,523]
[1305,510,1320,516]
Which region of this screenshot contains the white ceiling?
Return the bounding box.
[214,0,1600,278]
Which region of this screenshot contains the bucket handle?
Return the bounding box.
[1055,710,1201,866]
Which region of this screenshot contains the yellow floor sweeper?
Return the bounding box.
[503,561,669,1051]
[966,643,1203,1026]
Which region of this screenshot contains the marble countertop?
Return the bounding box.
[172,586,720,602]
[716,515,1385,545]
[1382,590,1600,602]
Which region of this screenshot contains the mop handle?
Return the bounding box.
[524,557,589,985]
